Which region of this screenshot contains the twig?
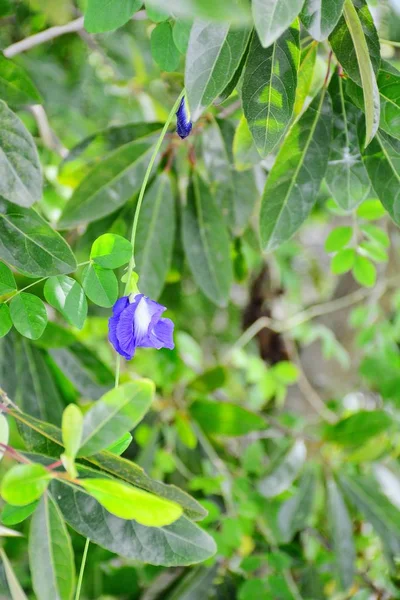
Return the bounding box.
[29,105,68,158]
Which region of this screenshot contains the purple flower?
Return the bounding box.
[176,97,192,139]
[108,294,175,360]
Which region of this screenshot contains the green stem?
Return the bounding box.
[75,537,90,600]
[114,90,185,389]
[380,38,400,48]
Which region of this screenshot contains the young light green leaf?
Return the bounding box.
[182,172,233,307]
[278,468,316,543]
[0,199,77,277]
[78,380,155,456]
[353,255,376,287]
[61,404,83,478]
[241,24,300,158]
[1,464,51,506]
[0,55,41,108]
[84,0,142,33]
[341,0,379,147]
[151,22,181,72]
[136,173,176,299]
[0,303,12,338]
[252,0,304,48]
[326,476,356,590]
[176,414,197,450]
[90,233,132,269]
[356,199,386,220]
[260,91,332,252]
[0,100,42,207]
[80,478,183,526]
[0,413,9,463]
[301,0,345,42]
[326,73,371,210]
[359,241,388,263]
[0,262,16,294]
[59,139,155,228]
[29,494,75,600]
[258,440,306,498]
[1,501,39,526]
[105,432,132,456]
[44,276,87,330]
[146,0,169,22]
[0,548,29,600]
[361,224,390,248]
[185,21,251,120]
[331,248,356,274]
[81,263,118,308]
[9,293,47,340]
[190,399,266,436]
[325,226,353,253]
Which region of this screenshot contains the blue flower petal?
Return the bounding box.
[176,97,193,139]
[151,317,175,350]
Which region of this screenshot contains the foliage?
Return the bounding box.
[1,1,400,599]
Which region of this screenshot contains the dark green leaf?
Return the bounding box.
[81,263,118,308]
[258,440,306,498]
[326,73,371,210]
[44,276,87,329]
[0,199,76,277]
[0,548,29,600]
[91,233,132,269]
[324,410,392,446]
[0,303,12,338]
[29,494,75,600]
[241,24,300,158]
[185,22,251,120]
[278,468,316,542]
[0,55,41,108]
[190,399,266,436]
[252,0,304,48]
[301,0,345,41]
[326,476,355,590]
[0,100,42,207]
[151,22,180,72]
[84,0,142,33]
[182,172,233,306]
[78,380,154,456]
[136,173,175,299]
[59,139,156,228]
[53,478,216,566]
[9,293,47,340]
[260,91,332,252]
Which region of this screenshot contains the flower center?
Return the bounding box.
[133,296,152,338]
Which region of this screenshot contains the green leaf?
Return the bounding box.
[353,255,376,287]
[0,303,12,338]
[151,22,180,72]
[84,0,142,33]
[81,263,118,308]
[182,172,233,307]
[326,476,355,590]
[145,0,250,23]
[29,494,75,600]
[359,241,388,263]
[233,116,260,171]
[0,548,29,600]
[329,0,380,86]
[301,0,345,41]
[252,0,304,48]
[325,73,371,210]
[258,440,306,498]
[361,224,390,248]
[324,410,391,446]
[260,91,332,252]
[331,248,356,274]
[105,432,132,455]
[90,233,132,269]
[9,293,47,340]
[176,414,197,449]
[44,276,87,330]
[146,0,169,22]
[185,22,251,120]
[362,131,400,226]
[80,477,183,526]
[173,20,192,54]
[357,199,386,220]
[341,0,379,147]
[61,404,83,478]
[0,100,42,207]
[190,399,266,436]
[294,44,318,115]
[59,139,155,228]
[0,199,77,277]
[78,380,154,456]
[1,502,39,526]
[53,476,216,566]
[241,24,300,158]
[135,173,175,299]
[0,261,16,294]
[0,413,9,463]
[278,468,316,543]
[325,226,353,253]
[0,55,41,108]
[1,464,50,506]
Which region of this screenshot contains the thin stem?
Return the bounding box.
[3,277,47,303]
[114,356,121,388]
[75,537,90,600]
[380,38,400,48]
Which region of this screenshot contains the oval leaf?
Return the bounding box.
[0,303,12,338]
[81,263,118,308]
[84,0,142,33]
[9,293,47,340]
[1,464,50,506]
[252,0,304,48]
[301,0,345,42]
[44,276,87,329]
[190,399,266,436]
[0,55,41,108]
[0,261,16,294]
[91,233,133,269]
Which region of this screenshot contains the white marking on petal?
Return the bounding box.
[133,296,152,338]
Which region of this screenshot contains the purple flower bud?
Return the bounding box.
[176,96,193,139]
[108,294,174,360]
